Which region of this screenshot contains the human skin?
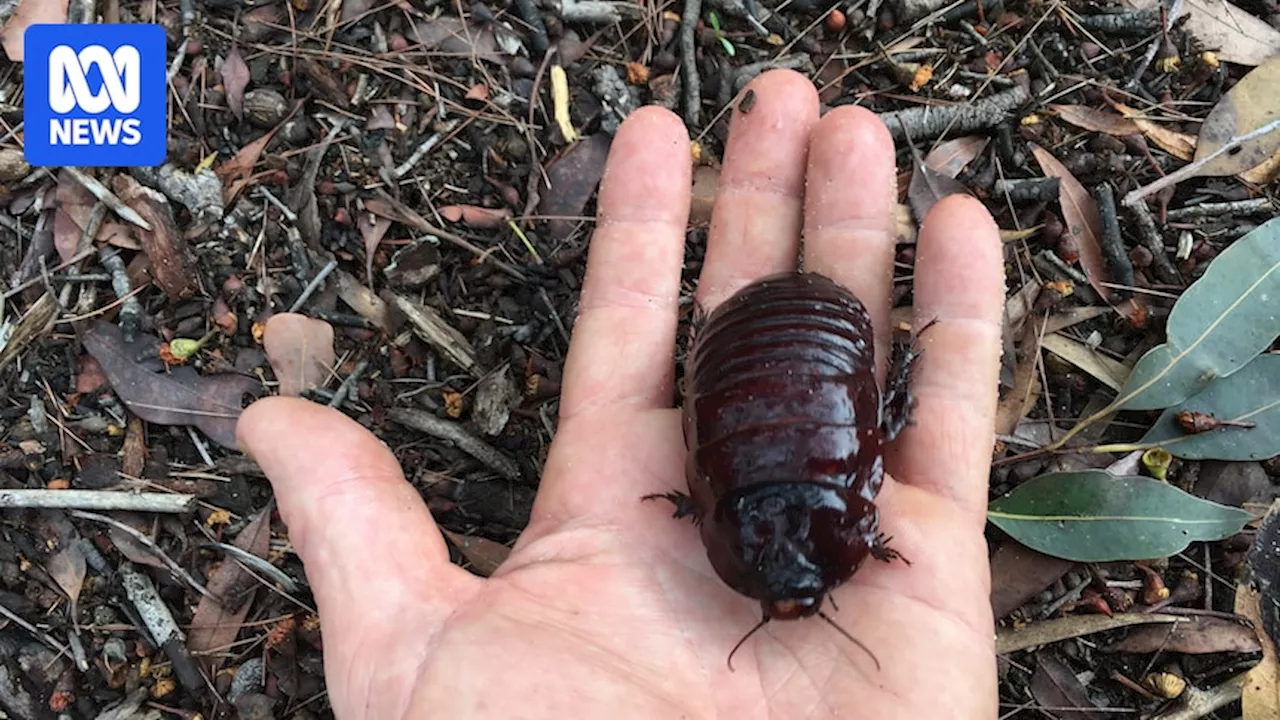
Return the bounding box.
[236,68,1006,719]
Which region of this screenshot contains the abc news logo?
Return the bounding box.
[48,44,144,146]
[24,24,166,168]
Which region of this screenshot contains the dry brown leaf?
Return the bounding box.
[221,45,251,121]
[923,136,989,177]
[1111,103,1198,161]
[1041,333,1130,391]
[79,320,262,449]
[989,538,1074,621]
[994,321,1043,437]
[113,175,198,300]
[407,15,505,61]
[1030,651,1104,720]
[45,543,86,607]
[107,525,169,570]
[263,313,336,397]
[216,115,290,205]
[187,506,273,676]
[1194,55,1280,177]
[1030,144,1112,303]
[358,210,391,282]
[537,133,613,239]
[1126,0,1280,66]
[1,0,68,61]
[690,164,720,227]
[442,529,511,576]
[438,204,511,228]
[1051,104,1140,136]
[1105,614,1262,655]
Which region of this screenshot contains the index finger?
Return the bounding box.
[557,107,692,422]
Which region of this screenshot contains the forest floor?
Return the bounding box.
[1,0,1279,716]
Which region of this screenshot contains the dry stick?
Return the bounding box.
[1165,197,1276,220]
[68,510,215,601]
[1093,182,1135,293]
[288,258,339,312]
[681,0,703,128]
[0,598,73,658]
[879,85,1031,144]
[388,408,522,481]
[1127,199,1181,284]
[0,489,195,513]
[2,247,98,300]
[99,246,144,342]
[1122,118,1280,207]
[63,167,152,231]
[119,562,204,693]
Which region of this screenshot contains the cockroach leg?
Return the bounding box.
[881,319,935,442]
[641,491,701,524]
[870,533,910,566]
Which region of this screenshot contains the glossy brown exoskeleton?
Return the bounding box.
[645,271,922,668]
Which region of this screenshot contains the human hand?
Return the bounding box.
[236,68,1006,719]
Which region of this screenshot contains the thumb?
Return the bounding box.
[235,396,477,631]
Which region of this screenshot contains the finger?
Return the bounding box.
[696,68,819,311]
[558,106,691,421]
[885,194,1005,516]
[236,397,478,626]
[801,105,899,381]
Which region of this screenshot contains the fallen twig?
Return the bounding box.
[1127,198,1181,284]
[69,510,214,601]
[119,562,204,693]
[681,0,702,127]
[98,246,144,342]
[64,167,153,231]
[878,86,1031,143]
[388,407,522,480]
[1122,118,1280,207]
[0,489,195,513]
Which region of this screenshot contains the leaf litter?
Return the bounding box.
[79,320,262,449]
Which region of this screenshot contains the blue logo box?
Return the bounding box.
[23,24,167,167]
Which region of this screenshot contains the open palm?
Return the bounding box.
[236,69,1005,719]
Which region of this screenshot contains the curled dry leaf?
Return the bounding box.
[690,164,720,227]
[1113,103,1197,161]
[439,204,512,228]
[357,209,391,281]
[221,46,251,120]
[922,135,989,177]
[79,320,262,449]
[262,313,336,397]
[112,175,199,300]
[46,543,86,608]
[1030,143,1112,303]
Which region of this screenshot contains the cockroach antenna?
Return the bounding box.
[726,616,770,672]
[818,610,881,672]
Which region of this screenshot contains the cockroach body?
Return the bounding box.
[645,271,922,668]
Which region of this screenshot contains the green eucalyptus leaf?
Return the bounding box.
[720,37,736,56]
[987,470,1254,562]
[708,10,721,31]
[1137,352,1280,460]
[1112,217,1280,411]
